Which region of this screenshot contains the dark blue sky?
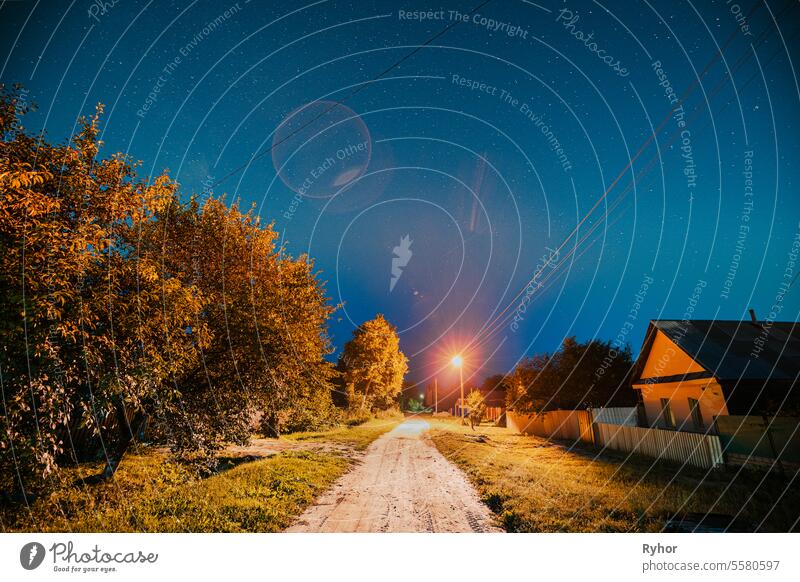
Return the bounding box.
[3,0,800,388]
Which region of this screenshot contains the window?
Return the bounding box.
[689,397,704,430]
[660,398,676,429]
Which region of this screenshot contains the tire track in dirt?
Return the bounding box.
[286,419,501,533]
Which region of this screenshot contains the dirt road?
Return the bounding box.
[287,419,500,533]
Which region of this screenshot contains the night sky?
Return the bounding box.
[3,0,800,389]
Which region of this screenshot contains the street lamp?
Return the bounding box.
[451,354,465,424]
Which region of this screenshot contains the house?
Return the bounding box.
[631,316,800,432]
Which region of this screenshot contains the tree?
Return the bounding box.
[400,379,424,411]
[479,374,509,404]
[338,315,408,412]
[0,86,340,495]
[143,193,339,446]
[508,337,634,413]
[0,87,202,491]
[465,390,486,430]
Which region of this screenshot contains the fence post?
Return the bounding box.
[762,414,786,477]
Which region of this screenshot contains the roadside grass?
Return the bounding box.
[285,414,403,450]
[428,419,800,533]
[2,416,402,532]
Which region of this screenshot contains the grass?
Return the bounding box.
[285,413,403,450]
[2,416,402,532]
[428,417,800,533]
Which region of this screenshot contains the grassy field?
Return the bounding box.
[2,417,401,532]
[428,417,800,533]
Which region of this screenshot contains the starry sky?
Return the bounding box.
[2,0,800,389]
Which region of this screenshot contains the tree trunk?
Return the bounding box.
[100,400,146,480]
[359,380,373,412]
[263,410,280,439]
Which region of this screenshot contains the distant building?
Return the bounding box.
[631,318,800,432]
[480,383,506,408]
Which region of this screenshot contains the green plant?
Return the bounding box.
[466,391,487,430]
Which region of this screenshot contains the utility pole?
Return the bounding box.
[434,377,438,414]
[459,365,465,424]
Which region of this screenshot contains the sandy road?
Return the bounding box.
[287,419,500,533]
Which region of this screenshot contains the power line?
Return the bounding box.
[211,0,494,189]
[464,0,787,353]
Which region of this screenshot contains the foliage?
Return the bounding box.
[405,398,427,413]
[507,337,634,413]
[0,85,339,497]
[1,86,201,493]
[479,374,509,405]
[465,390,486,429]
[152,196,338,444]
[400,379,427,411]
[337,315,408,412]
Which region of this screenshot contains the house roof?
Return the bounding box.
[634,319,800,383]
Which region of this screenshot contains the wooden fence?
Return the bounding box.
[506,410,594,444]
[507,407,724,469]
[483,406,504,422]
[454,402,505,424]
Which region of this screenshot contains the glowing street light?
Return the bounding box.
[452,354,465,424]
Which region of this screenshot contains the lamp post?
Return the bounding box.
[451,355,464,424]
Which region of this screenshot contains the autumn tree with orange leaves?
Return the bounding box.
[0,86,337,497]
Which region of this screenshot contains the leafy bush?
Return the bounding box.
[466,391,487,429]
[0,86,339,494]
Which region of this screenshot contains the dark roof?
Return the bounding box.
[635,320,800,383]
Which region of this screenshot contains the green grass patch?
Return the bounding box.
[285,414,402,450]
[428,420,800,533]
[4,450,347,532]
[3,417,402,532]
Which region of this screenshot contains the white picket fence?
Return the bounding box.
[590,406,638,426]
[594,422,724,469]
